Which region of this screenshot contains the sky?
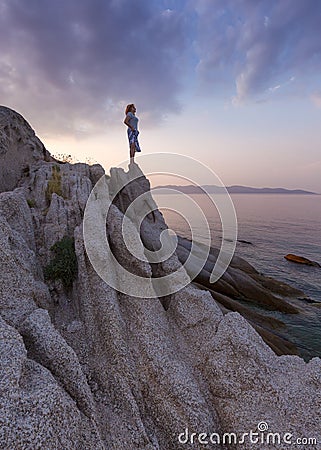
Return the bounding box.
[0,0,321,192]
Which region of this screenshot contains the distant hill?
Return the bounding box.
[152,184,318,195]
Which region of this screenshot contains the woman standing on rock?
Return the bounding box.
[124,104,141,161]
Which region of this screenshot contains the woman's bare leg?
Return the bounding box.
[130,142,136,160]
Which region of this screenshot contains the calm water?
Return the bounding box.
[153,193,321,360]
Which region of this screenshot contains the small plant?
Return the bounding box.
[52,153,77,164]
[46,165,63,202]
[51,153,99,166]
[44,236,78,290]
[27,198,36,208]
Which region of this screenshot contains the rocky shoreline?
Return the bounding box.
[1,106,320,449]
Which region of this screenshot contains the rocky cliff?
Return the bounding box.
[0,106,320,449]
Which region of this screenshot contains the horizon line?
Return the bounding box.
[151,184,320,195]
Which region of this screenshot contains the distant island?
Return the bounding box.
[152,185,319,195]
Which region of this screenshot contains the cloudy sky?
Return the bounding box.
[1,0,321,192]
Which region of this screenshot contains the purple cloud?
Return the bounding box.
[0,0,189,133]
[194,0,321,101]
[0,0,320,135]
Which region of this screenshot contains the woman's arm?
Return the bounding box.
[124,114,134,130]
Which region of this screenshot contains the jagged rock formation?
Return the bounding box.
[0,106,54,193]
[0,106,320,449]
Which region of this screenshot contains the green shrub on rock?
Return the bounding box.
[27,198,36,208]
[44,236,78,290]
[46,165,62,202]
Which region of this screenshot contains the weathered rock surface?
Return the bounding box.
[0,106,53,193]
[1,106,321,449]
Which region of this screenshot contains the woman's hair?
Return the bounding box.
[125,104,135,115]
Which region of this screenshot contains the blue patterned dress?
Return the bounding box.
[126,112,141,152]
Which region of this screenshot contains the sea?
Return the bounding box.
[152,193,321,361]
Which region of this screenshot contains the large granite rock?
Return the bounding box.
[0,107,320,449]
[0,106,53,193]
